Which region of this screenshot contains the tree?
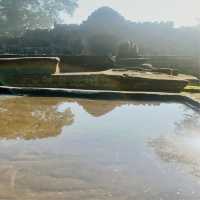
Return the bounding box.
[118,42,130,58]
[0,6,199,57]
[0,0,78,36]
[81,7,126,38]
[87,34,118,56]
[118,41,139,58]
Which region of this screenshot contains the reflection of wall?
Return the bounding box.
[0,97,74,140]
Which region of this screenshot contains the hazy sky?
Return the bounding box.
[64,0,200,27]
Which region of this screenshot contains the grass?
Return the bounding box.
[184,83,200,93]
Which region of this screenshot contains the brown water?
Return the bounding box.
[0,96,200,200]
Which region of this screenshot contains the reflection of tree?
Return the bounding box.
[76,99,161,117]
[174,112,200,135]
[0,97,74,140]
[77,100,123,117]
[149,110,200,177]
[0,96,162,139]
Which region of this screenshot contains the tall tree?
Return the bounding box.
[0,0,78,36]
[87,34,118,56]
[118,41,139,58]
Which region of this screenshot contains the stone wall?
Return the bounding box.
[0,56,191,93]
[0,73,187,93]
[116,56,199,78]
[147,56,199,77]
[59,56,114,73]
[1,55,198,77]
[0,55,114,73]
[0,57,59,76]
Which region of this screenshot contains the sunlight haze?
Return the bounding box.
[64,0,200,27]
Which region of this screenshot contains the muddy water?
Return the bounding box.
[0,96,200,199]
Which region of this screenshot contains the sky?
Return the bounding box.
[64,0,200,27]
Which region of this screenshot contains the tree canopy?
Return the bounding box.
[0,0,78,36]
[0,6,200,56]
[87,34,118,56]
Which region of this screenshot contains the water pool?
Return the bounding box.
[0,96,199,199]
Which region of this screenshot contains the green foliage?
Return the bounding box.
[118,41,139,58]
[0,0,78,36]
[0,6,200,57]
[0,24,84,55]
[81,7,125,34]
[87,34,118,56]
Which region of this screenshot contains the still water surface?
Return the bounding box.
[0,96,200,199]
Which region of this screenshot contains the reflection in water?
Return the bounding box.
[0,97,161,140]
[77,99,161,117]
[77,100,123,117]
[0,97,74,139]
[149,110,200,177]
[0,96,199,200]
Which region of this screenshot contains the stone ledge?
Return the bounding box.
[0,86,199,111]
